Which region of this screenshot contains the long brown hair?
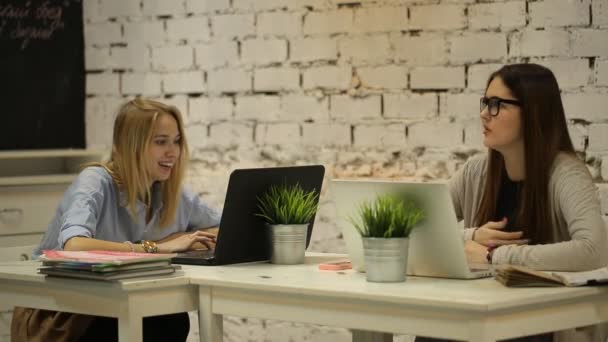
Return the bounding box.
[91,98,189,227]
[474,64,575,244]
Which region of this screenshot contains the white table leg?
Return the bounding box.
[199,286,223,342]
[118,311,142,342]
[352,330,392,342]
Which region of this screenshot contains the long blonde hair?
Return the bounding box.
[92,98,189,227]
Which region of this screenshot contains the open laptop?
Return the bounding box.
[172,165,325,266]
[331,179,493,279]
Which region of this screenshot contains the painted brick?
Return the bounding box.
[110,44,150,71]
[154,95,188,116]
[99,0,141,18]
[440,93,480,120]
[529,0,590,27]
[302,123,350,146]
[330,95,381,120]
[354,124,406,147]
[163,71,205,94]
[212,14,255,38]
[85,23,121,46]
[83,0,102,22]
[467,64,503,90]
[242,39,288,66]
[303,66,351,90]
[209,123,254,147]
[142,0,186,16]
[207,70,251,93]
[303,10,353,35]
[531,58,590,88]
[280,95,329,121]
[166,17,210,42]
[468,1,526,30]
[353,6,408,32]
[254,68,300,92]
[510,30,570,57]
[185,124,208,148]
[410,67,465,90]
[195,41,238,69]
[571,29,608,57]
[596,59,608,86]
[86,48,111,70]
[393,34,447,66]
[123,21,165,45]
[257,12,302,37]
[464,119,484,149]
[568,123,588,152]
[410,4,466,30]
[152,46,194,71]
[593,0,608,26]
[256,123,301,145]
[449,33,507,63]
[235,96,281,121]
[290,38,338,62]
[384,93,437,119]
[603,156,608,182]
[339,36,391,63]
[186,0,230,13]
[189,97,233,123]
[121,73,162,95]
[357,66,407,89]
[562,93,608,121]
[86,97,123,148]
[408,122,463,147]
[87,73,120,95]
[233,0,291,11]
[589,124,608,151]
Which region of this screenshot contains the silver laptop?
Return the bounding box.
[331,179,493,279]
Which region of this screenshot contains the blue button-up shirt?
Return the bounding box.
[33,167,221,258]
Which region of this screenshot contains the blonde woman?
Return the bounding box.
[12,98,220,342]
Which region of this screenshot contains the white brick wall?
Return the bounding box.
[303,10,353,35]
[384,93,437,119]
[410,67,465,89]
[78,1,608,340]
[468,1,526,30]
[409,4,466,31]
[393,35,447,66]
[303,66,351,90]
[529,0,590,27]
[357,66,407,89]
[242,39,288,66]
[330,95,381,120]
[257,12,303,37]
[339,36,391,63]
[290,38,338,63]
[235,96,281,121]
[510,30,570,57]
[254,68,300,92]
[354,124,406,147]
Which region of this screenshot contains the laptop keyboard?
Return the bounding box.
[179,249,215,259]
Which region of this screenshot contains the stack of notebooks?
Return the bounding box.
[495,265,608,287]
[38,250,180,281]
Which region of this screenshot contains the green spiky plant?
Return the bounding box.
[256,183,319,225]
[351,194,424,238]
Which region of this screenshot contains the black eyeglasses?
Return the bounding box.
[480,96,521,117]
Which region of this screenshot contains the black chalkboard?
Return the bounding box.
[0,0,85,150]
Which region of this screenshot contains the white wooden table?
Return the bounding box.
[0,261,197,342]
[185,255,608,342]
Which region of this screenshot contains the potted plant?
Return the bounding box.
[351,194,424,282]
[257,183,319,264]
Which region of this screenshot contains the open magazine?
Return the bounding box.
[495,265,608,287]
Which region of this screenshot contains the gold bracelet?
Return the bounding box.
[141,240,159,253]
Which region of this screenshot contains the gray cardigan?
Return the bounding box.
[449,152,607,271]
